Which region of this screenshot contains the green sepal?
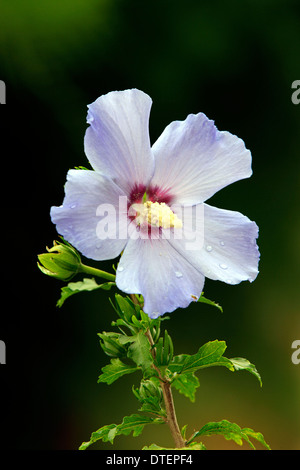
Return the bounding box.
[79,413,164,450]
[154,329,174,367]
[132,378,165,417]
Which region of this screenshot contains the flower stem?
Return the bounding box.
[160,380,185,448]
[79,263,116,282]
[145,329,186,449]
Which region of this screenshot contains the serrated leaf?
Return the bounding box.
[143,442,206,450]
[57,278,115,307]
[198,293,223,313]
[79,423,117,449]
[229,357,262,386]
[192,419,270,450]
[97,358,138,385]
[117,414,163,439]
[172,372,200,402]
[80,414,164,450]
[127,331,154,378]
[241,427,271,450]
[168,342,261,387]
[168,340,234,375]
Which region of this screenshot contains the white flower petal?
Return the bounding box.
[116,236,205,318]
[84,89,155,194]
[150,113,252,204]
[168,203,259,285]
[50,170,128,261]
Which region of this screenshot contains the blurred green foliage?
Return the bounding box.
[1,0,299,450]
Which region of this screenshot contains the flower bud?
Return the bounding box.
[139,379,163,402]
[37,240,81,281]
[98,332,127,358]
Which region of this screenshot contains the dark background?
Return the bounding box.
[0,0,299,450]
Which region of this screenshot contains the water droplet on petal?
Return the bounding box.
[175,271,183,278]
[220,241,225,246]
[117,265,124,272]
[70,204,77,209]
[206,245,213,252]
[219,263,228,270]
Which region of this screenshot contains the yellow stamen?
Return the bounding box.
[133,201,182,229]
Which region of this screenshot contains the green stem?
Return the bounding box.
[145,329,186,449]
[79,263,116,282]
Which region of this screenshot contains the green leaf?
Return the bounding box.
[118,414,163,438]
[57,277,115,307]
[127,331,154,378]
[197,293,223,313]
[168,342,262,388]
[97,358,138,385]
[229,357,262,386]
[79,423,117,449]
[143,442,206,450]
[181,424,188,440]
[168,340,234,375]
[191,419,270,450]
[80,414,164,450]
[241,427,271,450]
[172,372,200,402]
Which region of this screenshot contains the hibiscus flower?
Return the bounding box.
[51,89,259,318]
